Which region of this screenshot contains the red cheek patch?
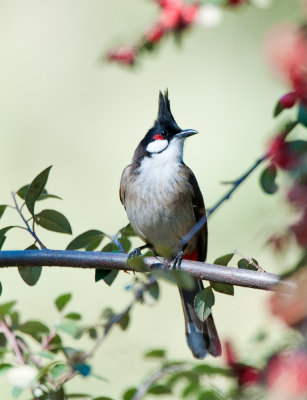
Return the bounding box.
[153,134,164,140]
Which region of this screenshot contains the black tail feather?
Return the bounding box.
[178,279,221,359]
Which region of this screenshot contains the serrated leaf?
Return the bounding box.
[0,205,7,219]
[66,230,104,250]
[25,166,52,215]
[35,209,72,234]
[65,312,81,321]
[18,244,41,286]
[210,282,234,296]
[194,287,215,322]
[0,301,16,318]
[213,253,234,266]
[260,165,278,195]
[237,258,258,271]
[144,349,166,359]
[122,388,137,400]
[55,293,72,311]
[18,320,49,341]
[148,384,172,395]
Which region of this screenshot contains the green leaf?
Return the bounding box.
[298,103,307,127]
[181,382,200,398]
[197,390,221,400]
[102,242,120,252]
[144,349,166,359]
[213,253,234,266]
[65,312,81,321]
[0,205,7,219]
[25,166,52,215]
[18,320,49,341]
[0,282,2,296]
[0,363,12,376]
[122,388,137,400]
[93,397,115,400]
[95,269,119,286]
[273,100,284,117]
[118,313,130,331]
[192,364,231,377]
[127,255,146,271]
[148,281,160,300]
[0,236,6,250]
[119,223,137,237]
[0,226,17,239]
[154,270,195,290]
[37,193,62,201]
[0,300,16,318]
[66,230,104,250]
[55,293,72,311]
[35,209,72,234]
[18,244,41,286]
[194,287,215,322]
[210,282,234,296]
[17,185,46,200]
[148,384,172,395]
[88,327,98,339]
[260,165,278,195]
[120,237,131,252]
[56,321,79,337]
[237,258,258,271]
[50,363,69,379]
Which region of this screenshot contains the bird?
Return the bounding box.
[120,90,221,359]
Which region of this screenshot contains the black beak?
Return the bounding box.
[175,129,198,139]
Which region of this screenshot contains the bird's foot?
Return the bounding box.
[171,251,184,270]
[128,247,142,260]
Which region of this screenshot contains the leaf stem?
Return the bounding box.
[11,192,46,249]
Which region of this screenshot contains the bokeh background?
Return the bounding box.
[0,0,304,398]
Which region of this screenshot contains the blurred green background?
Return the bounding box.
[0,0,303,398]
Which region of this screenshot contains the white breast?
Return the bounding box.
[123,138,197,257]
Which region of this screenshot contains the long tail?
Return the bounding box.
[178,278,222,359]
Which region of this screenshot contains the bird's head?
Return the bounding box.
[140,90,198,156]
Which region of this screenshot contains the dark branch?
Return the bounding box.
[0,250,294,292]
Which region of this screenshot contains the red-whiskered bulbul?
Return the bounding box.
[120,91,221,359]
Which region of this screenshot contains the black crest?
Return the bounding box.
[155,90,181,132]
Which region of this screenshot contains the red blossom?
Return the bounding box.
[158,0,199,31]
[266,351,307,397]
[225,341,260,387]
[267,135,297,170]
[279,92,298,109]
[145,24,165,43]
[227,0,248,6]
[291,210,307,248]
[264,24,307,100]
[287,184,307,210]
[107,46,136,65]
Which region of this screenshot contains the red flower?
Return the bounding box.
[107,46,136,65]
[279,92,298,109]
[267,135,297,170]
[291,210,307,248]
[227,0,248,6]
[145,24,165,43]
[225,341,260,387]
[266,351,307,397]
[158,0,199,31]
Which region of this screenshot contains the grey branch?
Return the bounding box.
[0,250,294,292]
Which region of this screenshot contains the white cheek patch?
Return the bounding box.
[146,139,168,154]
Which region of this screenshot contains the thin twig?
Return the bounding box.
[132,364,188,400]
[11,192,46,249]
[0,319,24,365]
[177,154,267,253]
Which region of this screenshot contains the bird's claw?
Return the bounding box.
[128,247,142,260]
[171,251,184,270]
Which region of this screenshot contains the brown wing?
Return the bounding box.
[187,168,208,262]
[119,164,131,207]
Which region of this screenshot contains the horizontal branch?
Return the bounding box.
[0,250,295,293]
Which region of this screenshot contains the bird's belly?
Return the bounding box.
[125,181,196,258]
